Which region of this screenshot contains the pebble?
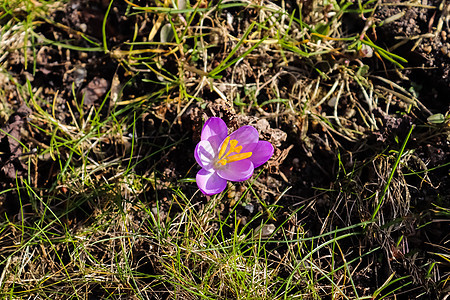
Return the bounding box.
[244,203,254,214]
[151,206,164,221]
[345,108,356,119]
[227,190,236,199]
[79,23,87,33]
[423,45,432,53]
[327,97,337,107]
[253,224,276,239]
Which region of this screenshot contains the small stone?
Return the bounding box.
[345,108,356,119]
[73,67,87,87]
[327,97,337,107]
[79,23,87,33]
[423,45,432,53]
[253,224,276,239]
[227,190,236,199]
[244,203,254,214]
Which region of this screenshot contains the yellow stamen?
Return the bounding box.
[225,152,252,163]
[216,137,252,166]
[222,139,239,159]
[229,139,238,149]
[217,158,227,165]
[218,136,230,159]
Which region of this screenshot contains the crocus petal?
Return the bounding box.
[227,125,259,153]
[194,140,216,170]
[249,141,274,168]
[196,169,227,195]
[217,159,254,182]
[201,117,228,150]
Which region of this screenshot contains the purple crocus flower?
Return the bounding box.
[194,117,274,195]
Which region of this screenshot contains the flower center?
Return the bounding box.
[216,136,252,166]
